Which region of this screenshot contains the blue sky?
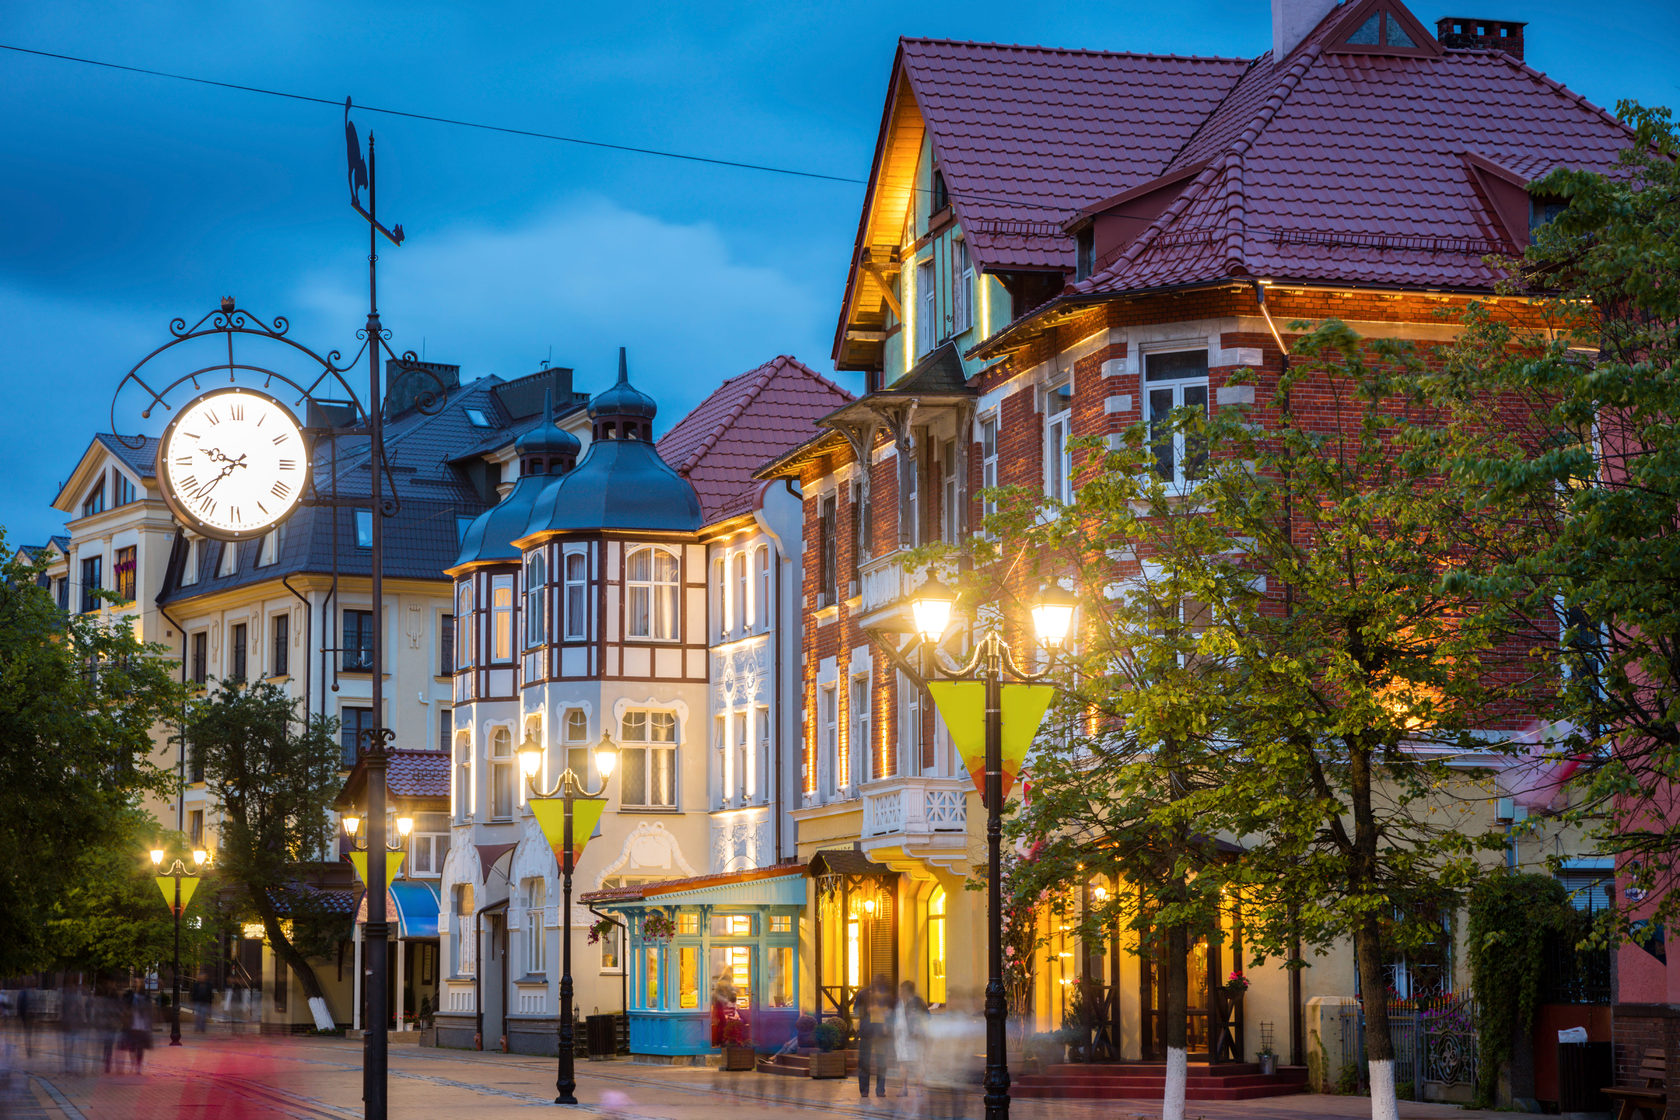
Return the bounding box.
[2,0,1676,545]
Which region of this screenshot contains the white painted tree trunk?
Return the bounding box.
[1368,1058,1399,1120]
[308,996,334,1032]
[1162,1045,1188,1120]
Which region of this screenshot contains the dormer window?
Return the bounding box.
[1075,227,1096,282]
[1328,0,1438,58]
[1530,196,1569,235]
[464,408,492,428]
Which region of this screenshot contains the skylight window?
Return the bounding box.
[464,408,492,428]
[355,509,373,549]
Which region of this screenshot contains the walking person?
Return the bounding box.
[190,971,213,1034]
[16,988,33,1059]
[894,980,929,1102]
[121,984,153,1073]
[853,975,894,1099]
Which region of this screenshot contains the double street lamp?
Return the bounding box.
[342,812,414,851]
[148,845,209,1046]
[518,732,619,1105]
[871,576,1076,1120]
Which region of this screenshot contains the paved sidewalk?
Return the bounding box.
[4,1030,1500,1120]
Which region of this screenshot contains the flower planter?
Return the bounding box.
[721,1045,757,1071]
[808,1051,848,1079]
[1258,1053,1278,1076]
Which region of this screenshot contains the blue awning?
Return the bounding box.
[355,879,442,939]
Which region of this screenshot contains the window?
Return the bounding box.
[180,538,200,587]
[454,885,477,975]
[730,552,747,635]
[1556,867,1613,915]
[113,546,137,602]
[1045,383,1073,504]
[620,710,677,807]
[436,706,451,752]
[440,613,455,675]
[257,529,279,567]
[950,237,974,336]
[1531,196,1569,235]
[915,259,935,356]
[625,547,679,641]
[756,547,771,631]
[818,495,838,606]
[343,609,374,672]
[563,551,588,640]
[899,672,922,778]
[733,712,748,804]
[820,684,839,797]
[755,706,770,802]
[564,709,595,784]
[409,812,450,877]
[217,541,237,578]
[354,509,373,549]
[454,732,473,821]
[489,727,515,818]
[80,556,102,613]
[768,945,795,1008]
[271,613,289,677]
[1075,227,1095,282]
[191,631,208,685]
[714,714,728,807]
[940,439,961,543]
[850,674,871,792]
[340,706,373,768]
[711,556,726,640]
[524,879,547,976]
[455,584,475,668]
[851,479,871,576]
[490,574,514,662]
[524,553,547,647]
[113,471,136,508]
[55,577,68,611]
[930,168,948,212]
[230,623,248,682]
[464,407,492,428]
[81,473,105,518]
[1146,350,1211,486]
[980,415,1000,527]
[927,886,948,1004]
[188,810,204,846]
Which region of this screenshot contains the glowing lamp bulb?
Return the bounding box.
[342,814,361,838]
[149,849,165,867]
[909,577,956,643]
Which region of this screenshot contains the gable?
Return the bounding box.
[1325,0,1442,58]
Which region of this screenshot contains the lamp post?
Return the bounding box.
[868,577,1075,1120]
[149,846,208,1046]
[518,731,618,1105]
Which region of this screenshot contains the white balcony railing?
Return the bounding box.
[861,775,969,840]
[858,551,929,621]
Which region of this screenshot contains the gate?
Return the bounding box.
[1336,993,1478,1098]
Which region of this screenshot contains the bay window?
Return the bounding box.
[626,546,679,641]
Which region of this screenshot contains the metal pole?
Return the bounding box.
[982,632,1010,1120]
[363,132,392,1120]
[558,789,577,1104]
[170,875,183,1046]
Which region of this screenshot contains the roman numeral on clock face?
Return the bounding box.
[228,404,244,422]
[272,434,288,446]
[278,459,297,471]
[272,481,292,500]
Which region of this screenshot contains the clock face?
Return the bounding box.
[157,389,309,540]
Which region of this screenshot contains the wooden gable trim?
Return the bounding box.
[1324,0,1443,58]
[1463,152,1534,252]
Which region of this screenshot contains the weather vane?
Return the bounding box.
[344,97,404,246]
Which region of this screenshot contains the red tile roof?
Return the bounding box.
[657,357,853,526]
[386,750,450,799]
[901,39,1252,273]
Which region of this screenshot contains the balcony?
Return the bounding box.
[857,551,928,630]
[859,774,971,872]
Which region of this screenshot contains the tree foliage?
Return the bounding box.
[0,535,187,976]
[185,679,344,1000]
[1439,103,1680,920]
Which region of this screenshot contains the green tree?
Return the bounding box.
[185,679,344,1010]
[1440,103,1680,923]
[984,322,1531,1120]
[0,534,187,976]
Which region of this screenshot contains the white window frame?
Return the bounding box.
[490,573,514,663]
[218,541,238,578]
[849,673,871,790]
[488,726,515,820]
[524,552,547,648]
[711,555,726,640]
[915,258,935,357]
[900,672,922,777]
[455,582,475,668]
[257,528,279,568]
[625,546,680,642]
[524,878,547,977]
[562,549,588,641]
[733,551,749,636]
[755,546,771,634]
[820,684,839,798]
[408,812,450,877]
[940,438,961,544]
[733,711,748,804]
[562,708,596,784]
[951,236,974,335]
[454,886,477,976]
[1144,349,1211,489]
[714,713,729,809]
[979,414,1000,528]
[454,730,473,822]
[752,704,769,803]
[1044,383,1073,504]
[619,709,678,808]
[180,537,200,586]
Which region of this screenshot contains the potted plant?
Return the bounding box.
[809,1019,849,1079]
[586,917,617,945]
[1257,1044,1278,1077]
[642,912,677,942]
[1222,970,1250,1002]
[719,1017,756,1071]
[794,1014,818,1051]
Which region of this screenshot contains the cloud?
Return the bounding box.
[290,195,835,419]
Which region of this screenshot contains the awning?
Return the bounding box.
[354,878,442,939]
[584,865,807,909]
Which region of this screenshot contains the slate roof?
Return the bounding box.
[338,749,451,805]
[94,434,162,479]
[656,356,854,526]
[900,39,1251,273]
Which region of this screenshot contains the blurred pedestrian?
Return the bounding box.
[853,974,894,1099]
[121,984,153,1073]
[191,971,213,1033]
[16,988,33,1058]
[97,985,122,1074]
[894,980,929,1101]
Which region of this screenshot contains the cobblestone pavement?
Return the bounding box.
[1,1028,1501,1120]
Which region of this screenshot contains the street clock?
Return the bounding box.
[156,387,309,541]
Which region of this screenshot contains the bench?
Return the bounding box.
[1602,1047,1666,1120]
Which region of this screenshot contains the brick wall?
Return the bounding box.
[1611,1004,1679,1118]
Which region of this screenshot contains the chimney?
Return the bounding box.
[1435,16,1526,60]
[1273,0,1340,58]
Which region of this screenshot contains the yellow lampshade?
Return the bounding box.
[909,576,956,643]
[1032,584,1078,647]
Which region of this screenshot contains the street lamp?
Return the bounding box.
[149,845,209,1046]
[518,730,618,1105]
[342,812,414,851]
[871,578,1074,1120]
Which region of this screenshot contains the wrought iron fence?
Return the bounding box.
[1336,993,1479,1097]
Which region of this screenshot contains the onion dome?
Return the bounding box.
[448,391,579,574]
[516,348,702,542]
